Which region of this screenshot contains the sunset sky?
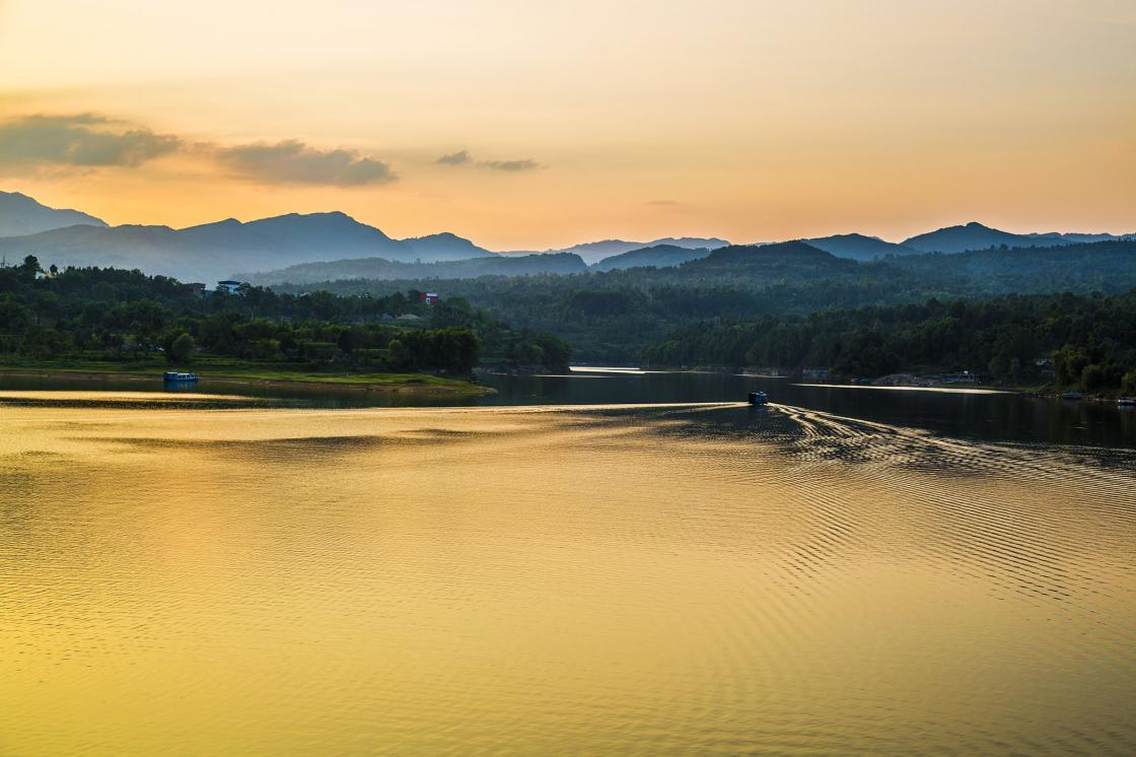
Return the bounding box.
[1,0,1133,248]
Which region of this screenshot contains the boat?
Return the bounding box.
[163,371,199,383]
[1061,391,1082,401]
[1119,397,1136,407]
[748,391,768,406]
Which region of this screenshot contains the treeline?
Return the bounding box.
[642,291,1136,393]
[190,316,479,373]
[274,240,1136,363]
[273,245,946,361]
[0,257,569,373]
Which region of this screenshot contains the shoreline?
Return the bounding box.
[643,365,1133,402]
[0,366,496,398]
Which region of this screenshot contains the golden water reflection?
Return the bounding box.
[2,400,1134,754]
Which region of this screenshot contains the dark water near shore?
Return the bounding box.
[2,375,1135,753]
[4,367,1131,447]
[482,369,1136,448]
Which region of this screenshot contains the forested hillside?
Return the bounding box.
[7,238,1134,381]
[276,240,1136,362]
[244,252,586,285]
[643,291,1136,393]
[0,256,569,374]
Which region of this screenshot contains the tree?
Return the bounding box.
[1080,363,1107,392]
[1053,345,1089,387]
[19,255,41,282]
[988,353,1010,382]
[1123,370,1136,396]
[167,332,195,364]
[387,338,406,369]
[0,296,31,335]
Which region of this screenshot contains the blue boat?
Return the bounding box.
[163,371,199,384]
[748,391,768,406]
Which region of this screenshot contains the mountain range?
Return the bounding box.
[0,201,494,281]
[799,225,1136,260]
[516,237,730,265]
[591,244,714,271]
[0,191,107,238]
[0,191,1131,282]
[802,233,918,261]
[245,252,588,286]
[901,221,1131,254]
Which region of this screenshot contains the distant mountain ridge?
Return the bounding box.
[592,244,713,271]
[508,237,730,265]
[0,209,495,282]
[802,233,918,261]
[0,191,107,238]
[244,252,587,286]
[690,240,844,270]
[902,221,1135,254]
[2,190,1133,281]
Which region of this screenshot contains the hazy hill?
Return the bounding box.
[400,232,490,261]
[0,223,184,274]
[650,237,730,251]
[902,221,1134,254]
[179,212,397,256]
[269,240,1136,363]
[5,189,1134,285]
[0,210,494,282]
[509,236,730,265]
[245,252,586,286]
[892,239,1136,294]
[803,233,917,261]
[0,191,107,238]
[592,244,713,271]
[687,241,846,271]
[172,213,496,268]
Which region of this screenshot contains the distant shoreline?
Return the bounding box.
[0,366,495,398]
[639,365,1134,402]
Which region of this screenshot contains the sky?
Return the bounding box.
[0,0,1133,248]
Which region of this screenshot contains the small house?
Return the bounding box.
[216,280,243,295]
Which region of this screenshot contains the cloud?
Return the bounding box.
[480,158,540,172]
[0,113,181,170]
[437,150,471,166]
[0,112,397,187]
[646,199,697,214]
[213,140,396,186]
[437,150,542,172]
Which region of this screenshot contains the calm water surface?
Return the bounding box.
[1,381,1135,754]
[4,367,1134,447]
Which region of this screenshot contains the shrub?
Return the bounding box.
[167,332,195,364]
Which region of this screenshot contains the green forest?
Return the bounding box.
[642,291,1136,393]
[0,256,570,375]
[5,238,1136,393]
[278,240,1136,365]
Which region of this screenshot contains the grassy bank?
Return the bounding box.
[0,357,495,397]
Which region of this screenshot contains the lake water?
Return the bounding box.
[3,367,1134,447]
[2,377,1135,754]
